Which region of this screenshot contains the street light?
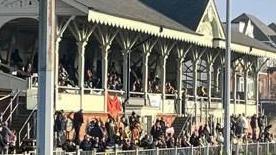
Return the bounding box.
[224,0,231,154]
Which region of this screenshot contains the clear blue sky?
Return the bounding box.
[215,0,276,24]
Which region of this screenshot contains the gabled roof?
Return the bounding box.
[231,31,276,53]
[222,24,276,53]
[75,0,196,34]
[269,23,276,33]
[138,0,209,31]
[232,13,276,36]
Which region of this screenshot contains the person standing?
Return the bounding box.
[73,109,84,144]
[54,110,66,147]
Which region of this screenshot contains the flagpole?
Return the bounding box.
[224,0,231,154]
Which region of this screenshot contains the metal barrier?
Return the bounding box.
[14,142,276,155]
[18,104,37,146]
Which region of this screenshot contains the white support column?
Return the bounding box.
[142,39,157,105]
[192,48,204,125]
[193,60,198,121]
[143,52,150,104]
[158,40,175,113]
[207,64,212,118]
[55,36,61,105]
[233,71,237,114]
[244,69,249,115]
[214,67,220,93]
[55,16,75,107]
[69,19,96,109]
[117,31,138,94]
[176,60,183,114]
[95,26,118,112]
[254,72,259,113]
[175,44,191,115]
[122,52,129,91]
[77,41,88,106]
[219,56,225,99]
[241,58,252,116]
[101,45,110,99]
[160,58,167,111]
[206,51,219,119]
[253,58,268,116]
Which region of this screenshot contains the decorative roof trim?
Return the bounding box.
[214,40,276,59]
[88,9,213,47]
[195,0,225,39]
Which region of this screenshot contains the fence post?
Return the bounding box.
[266,142,269,155]
[75,148,80,155]
[92,148,97,155]
[115,148,118,155]
[10,98,13,124]
[191,146,194,155]
[257,142,260,155]
[206,145,209,155]
[156,147,159,155]
[174,146,178,155]
[27,122,30,139]
[135,148,139,155]
[245,142,248,155]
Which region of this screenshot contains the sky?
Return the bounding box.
[215,0,276,24]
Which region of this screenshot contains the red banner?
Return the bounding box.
[107,95,122,118]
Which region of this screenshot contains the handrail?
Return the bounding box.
[83,88,104,92]
[107,89,125,94]
[177,114,192,139]
[0,93,11,101]
[2,90,20,115]
[130,91,144,95]
[58,86,80,90]
[18,104,37,146]
[5,102,19,123]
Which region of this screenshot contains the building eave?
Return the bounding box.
[88,9,213,47]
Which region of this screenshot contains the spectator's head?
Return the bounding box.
[84,135,90,141]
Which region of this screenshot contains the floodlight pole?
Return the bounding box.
[37,0,55,155]
[224,0,231,154]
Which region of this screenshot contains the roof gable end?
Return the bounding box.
[196,0,225,39]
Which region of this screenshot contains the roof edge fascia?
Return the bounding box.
[213,39,276,59]
[88,9,213,47]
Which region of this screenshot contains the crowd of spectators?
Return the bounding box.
[132,77,176,95]
[53,110,273,153]
[0,49,35,80]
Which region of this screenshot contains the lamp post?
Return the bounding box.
[224,0,231,154]
[37,0,55,154]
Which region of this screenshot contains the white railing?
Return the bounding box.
[18,104,37,146]
[107,89,125,95]
[18,142,276,155]
[0,93,12,101]
[2,90,21,123]
[84,88,104,95]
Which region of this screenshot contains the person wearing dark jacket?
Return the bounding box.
[73,109,84,144]
[54,111,66,146]
[80,135,92,151]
